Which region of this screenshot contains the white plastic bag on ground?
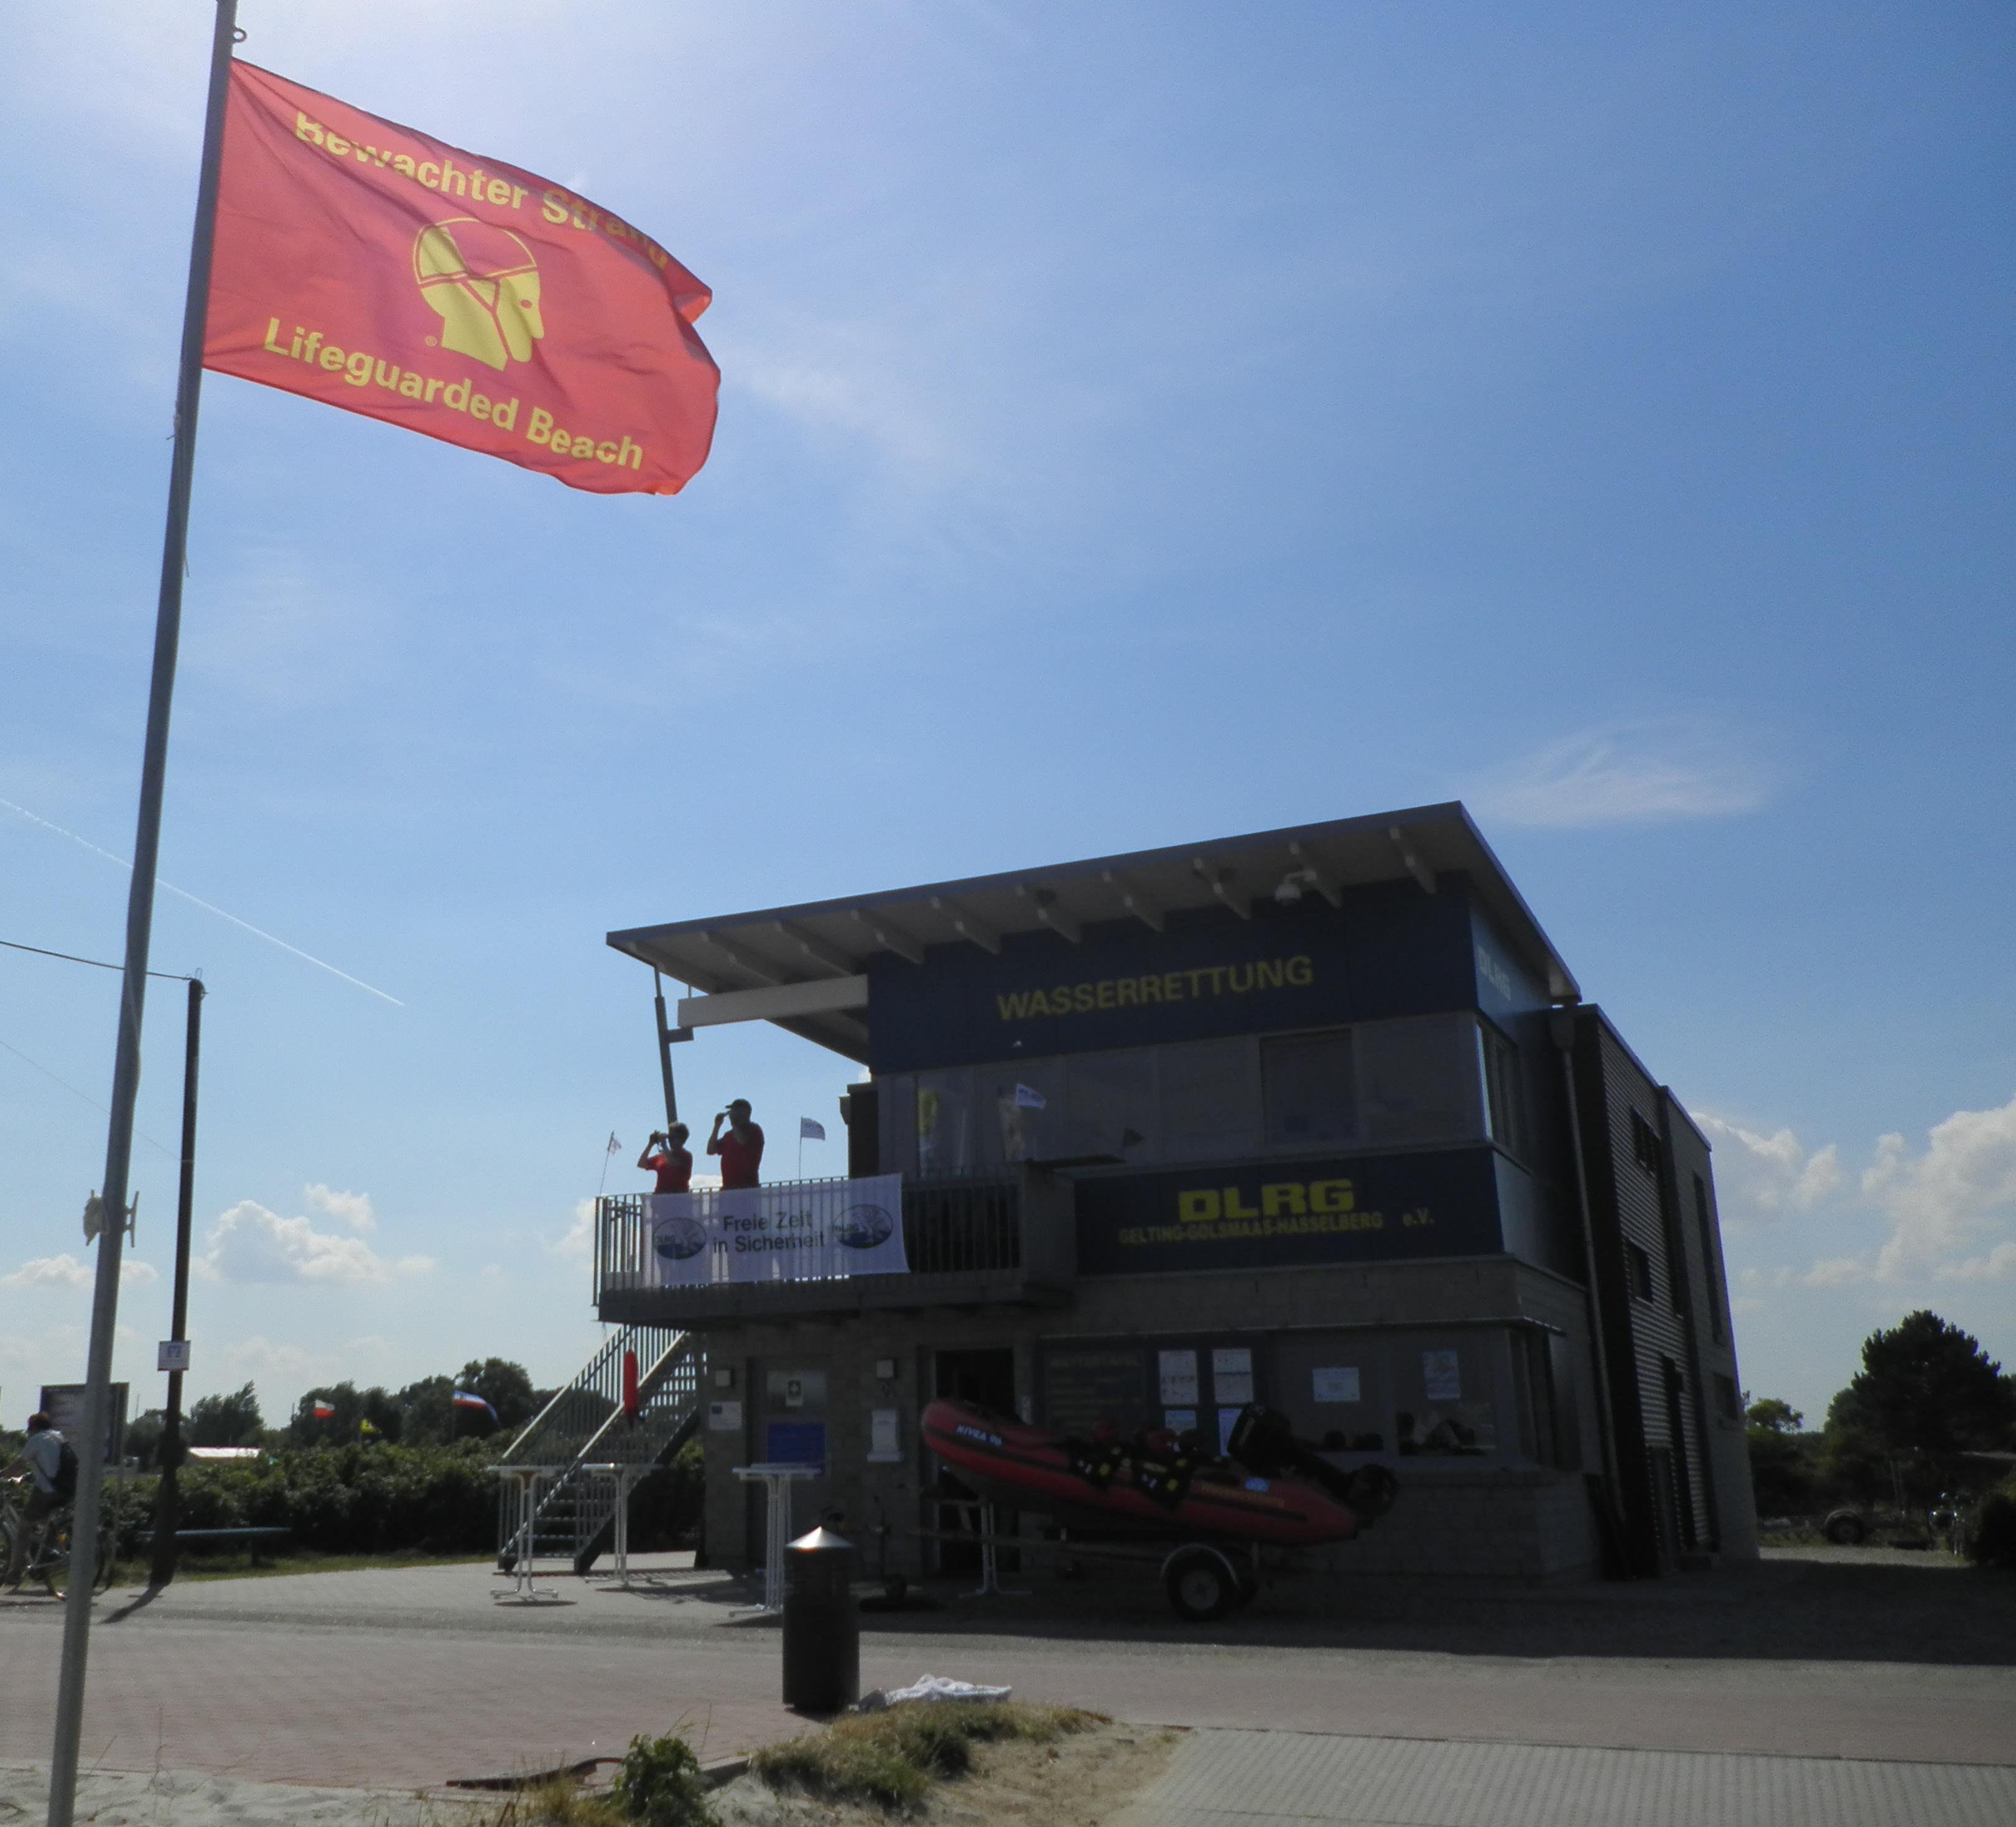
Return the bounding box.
[881,1674,1013,1706]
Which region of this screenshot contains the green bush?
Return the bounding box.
[628,1439,704,1551]
[118,1435,703,1561]
[1967,1484,2016,1569]
[612,1731,713,1827]
[166,1440,501,1555]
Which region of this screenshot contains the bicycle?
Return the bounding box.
[1,1479,118,1598]
[1928,1492,1968,1558]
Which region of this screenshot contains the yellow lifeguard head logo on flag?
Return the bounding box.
[413,218,544,371]
[207,62,718,494]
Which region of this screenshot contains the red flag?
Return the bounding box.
[204,63,718,496]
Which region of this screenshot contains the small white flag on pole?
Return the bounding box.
[1014,1084,1047,1110]
[606,1130,623,1155]
[799,1117,826,1141]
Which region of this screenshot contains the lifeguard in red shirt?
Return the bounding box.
[708,1099,764,1189]
[638,1123,692,1193]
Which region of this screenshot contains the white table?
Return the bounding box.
[731,1462,821,1613]
[493,1466,569,1604]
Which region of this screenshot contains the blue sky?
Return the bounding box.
[2,2,2011,1431]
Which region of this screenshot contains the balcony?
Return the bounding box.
[593,1168,1075,1327]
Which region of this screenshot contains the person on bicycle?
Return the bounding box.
[2,1412,65,1592]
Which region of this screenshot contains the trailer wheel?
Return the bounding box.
[1823,1510,1867,1546]
[1163,1547,1237,1622]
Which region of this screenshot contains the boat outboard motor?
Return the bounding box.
[1226,1405,1398,1524]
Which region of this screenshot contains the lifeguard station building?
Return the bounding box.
[508,805,1755,1584]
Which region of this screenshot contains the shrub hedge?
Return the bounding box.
[169,1440,503,1553]
[1967,1479,2016,1570]
[118,1436,704,1560]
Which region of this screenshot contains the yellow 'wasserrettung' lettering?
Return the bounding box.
[996,954,1312,1021]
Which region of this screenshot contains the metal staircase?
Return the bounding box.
[497,1324,705,1574]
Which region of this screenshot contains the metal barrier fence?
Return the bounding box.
[594,1174,1024,1299]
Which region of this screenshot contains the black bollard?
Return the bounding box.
[781,1525,860,1713]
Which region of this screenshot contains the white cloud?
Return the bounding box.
[197,1200,433,1286]
[1466,724,1770,829]
[3,1254,90,1290]
[1936,1241,2016,1283]
[304,1183,376,1233]
[1716,1092,2016,1290]
[1801,1256,1868,1289]
[2,1253,159,1289]
[550,1198,597,1260]
[1861,1095,2016,1283]
[1693,1113,1842,1222]
[221,1335,332,1383]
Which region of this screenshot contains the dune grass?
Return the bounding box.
[748,1701,1107,1809]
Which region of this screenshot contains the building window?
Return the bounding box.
[1262,1031,1358,1149]
[1694,1173,1725,1342]
[1630,1110,1662,1179]
[1713,1373,1740,1423]
[1510,1328,1563,1467]
[1477,1021,1529,1161]
[1625,1239,1655,1303]
[1156,1036,1261,1161]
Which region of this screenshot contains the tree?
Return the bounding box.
[288,1382,403,1446]
[1744,1393,1815,1515]
[1826,1311,2016,1461]
[187,1381,264,1447]
[457,1358,537,1434]
[125,1409,165,1468]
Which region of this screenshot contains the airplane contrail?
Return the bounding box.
[0,796,404,1007]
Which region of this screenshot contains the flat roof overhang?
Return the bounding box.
[606,802,1580,1063]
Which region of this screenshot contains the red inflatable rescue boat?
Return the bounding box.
[921,1398,1394,1550]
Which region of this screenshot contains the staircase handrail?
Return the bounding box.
[502,1323,687,1466]
[556,1332,702,1472]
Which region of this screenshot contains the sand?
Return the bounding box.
[1,1721,1175,1827]
[0,1762,488,1827]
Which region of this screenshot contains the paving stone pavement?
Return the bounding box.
[1112,1729,2016,1827]
[1,1555,2010,1800]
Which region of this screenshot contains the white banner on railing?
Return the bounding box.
[646,1175,908,1287]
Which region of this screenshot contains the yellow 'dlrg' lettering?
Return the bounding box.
[1177,1179,1355,1223]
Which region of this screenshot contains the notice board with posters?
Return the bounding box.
[38,1383,129,1464]
[1041,1348,1151,1437]
[1074,1147,1503,1276]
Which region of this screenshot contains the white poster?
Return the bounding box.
[707,1400,741,1432]
[1212,1347,1254,1406]
[1423,1350,1462,1402]
[1158,1349,1200,1405]
[1312,1367,1361,1404]
[870,1408,901,1461]
[646,1174,908,1287]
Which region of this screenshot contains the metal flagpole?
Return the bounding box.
[652,968,680,1128]
[47,6,239,1825]
[149,974,207,1589]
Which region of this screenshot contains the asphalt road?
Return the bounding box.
[1,1550,2009,1793]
